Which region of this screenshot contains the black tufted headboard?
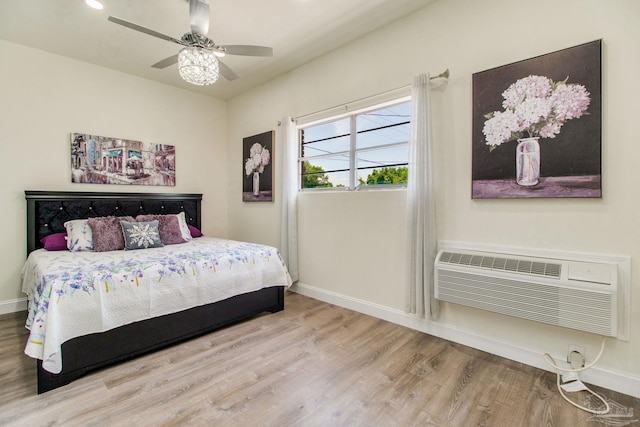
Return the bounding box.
[25,191,202,255]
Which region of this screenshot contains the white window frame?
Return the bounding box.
[297,94,411,192]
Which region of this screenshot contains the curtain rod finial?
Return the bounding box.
[429,69,450,80]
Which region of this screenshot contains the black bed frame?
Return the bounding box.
[25,191,285,394]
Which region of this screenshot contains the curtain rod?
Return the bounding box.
[280,69,450,125]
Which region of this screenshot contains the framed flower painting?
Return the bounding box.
[471,40,602,199]
[243,131,274,202]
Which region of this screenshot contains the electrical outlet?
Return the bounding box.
[568,344,585,368]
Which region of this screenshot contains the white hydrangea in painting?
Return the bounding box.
[482,75,590,150]
[244,143,270,176]
[125,222,160,248]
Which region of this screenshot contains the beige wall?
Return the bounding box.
[0,40,228,304]
[226,0,640,384]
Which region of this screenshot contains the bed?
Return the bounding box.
[22,190,290,394]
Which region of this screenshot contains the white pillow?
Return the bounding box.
[63,219,93,251]
[176,211,193,241]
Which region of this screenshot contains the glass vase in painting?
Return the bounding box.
[516,137,540,186]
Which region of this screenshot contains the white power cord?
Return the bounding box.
[543,337,610,415]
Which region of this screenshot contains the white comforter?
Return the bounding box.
[21,237,292,374]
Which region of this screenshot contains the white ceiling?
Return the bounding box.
[0,0,435,100]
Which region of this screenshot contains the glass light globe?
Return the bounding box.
[178,47,219,86]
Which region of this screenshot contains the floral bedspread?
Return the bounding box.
[21,237,292,374]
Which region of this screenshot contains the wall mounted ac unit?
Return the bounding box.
[434,249,618,337]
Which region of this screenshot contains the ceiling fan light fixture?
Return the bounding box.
[178,47,219,86]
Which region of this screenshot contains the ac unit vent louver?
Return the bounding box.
[434,249,618,337]
[438,251,562,278]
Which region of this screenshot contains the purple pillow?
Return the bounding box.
[40,233,68,251]
[188,224,203,238]
[136,214,186,245]
[88,216,135,252]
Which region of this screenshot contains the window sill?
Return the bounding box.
[300,185,406,194]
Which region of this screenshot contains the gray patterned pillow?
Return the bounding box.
[135,214,186,245]
[121,220,164,250]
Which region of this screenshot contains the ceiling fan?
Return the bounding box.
[107,0,273,85]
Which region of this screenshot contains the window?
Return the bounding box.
[299,99,411,190]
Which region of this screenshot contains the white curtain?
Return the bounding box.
[279,117,299,282]
[405,73,440,320]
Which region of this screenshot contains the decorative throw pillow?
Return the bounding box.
[187,224,203,238]
[63,219,93,251]
[176,211,193,241]
[88,216,135,252]
[40,233,68,251]
[121,220,164,250]
[135,214,186,245]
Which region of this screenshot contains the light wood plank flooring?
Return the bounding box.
[1,291,638,426]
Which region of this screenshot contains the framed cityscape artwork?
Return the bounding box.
[71,133,176,186]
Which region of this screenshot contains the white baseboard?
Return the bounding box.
[0,297,27,315]
[290,282,640,399]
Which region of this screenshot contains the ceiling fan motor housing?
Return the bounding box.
[181,32,216,49]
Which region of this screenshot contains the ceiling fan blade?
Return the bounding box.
[218,60,239,81]
[152,54,179,69]
[189,0,210,36]
[220,45,273,57]
[108,16,184,45]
